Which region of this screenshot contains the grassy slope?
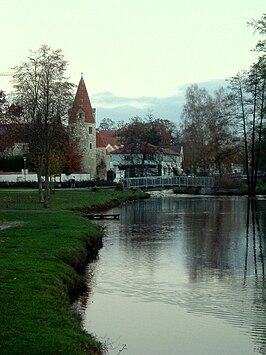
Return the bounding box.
[0,190,148,354]
[0,189,142,210]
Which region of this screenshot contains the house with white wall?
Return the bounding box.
[110,143,183,180]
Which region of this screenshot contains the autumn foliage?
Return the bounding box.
[117,114,178,147]
[63,141,81,174]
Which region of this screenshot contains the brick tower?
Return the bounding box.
[69,75,97,179]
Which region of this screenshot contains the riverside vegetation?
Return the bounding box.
[0,189,149,354]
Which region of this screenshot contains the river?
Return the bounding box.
[76,193,266,355]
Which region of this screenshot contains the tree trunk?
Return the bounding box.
[37,156,44,203]
[43,156,50,208]
[254,77,265,194]
[37,173,44,203]
[239,85,251,195]
[43,173,50,208]
[250,74,258,197]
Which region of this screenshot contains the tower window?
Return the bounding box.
[90,143,92,149]
[78,111,85,121]
[89,127,92,134]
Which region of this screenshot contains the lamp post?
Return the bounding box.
[23,157,27,181]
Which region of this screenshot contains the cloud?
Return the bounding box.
[92,92,185,124]
[92,79,227,125]
[92,92,150,109]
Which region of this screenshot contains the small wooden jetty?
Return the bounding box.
[86,214,120,220]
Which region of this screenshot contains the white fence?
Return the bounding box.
[0,172,91,183]
[124,176,215,189]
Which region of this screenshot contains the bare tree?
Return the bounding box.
[180,85,236,175]
[12,45,74,207]
[229,59,266,196]
[97,117,117,130]
[248,13,266,53]
[181,85,211,174]
[229,13,266,196]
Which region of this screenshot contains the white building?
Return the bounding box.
[110,143,183,180]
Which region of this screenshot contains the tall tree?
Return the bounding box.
[180,85,210,174]
[259,127,266,172]
[12,45,74,207]
[97,117,117,130]
[180,85,237,175]
[229,13,266,196]
[229,59,266,195]
[248,13,266,53]
[118,114,178,147]
[118,116,146,145]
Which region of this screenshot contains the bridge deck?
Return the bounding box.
[124,176,215,189]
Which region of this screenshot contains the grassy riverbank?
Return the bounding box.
[0,189,148,354]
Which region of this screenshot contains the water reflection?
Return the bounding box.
[78,196,266,355]
[244,199,265,284]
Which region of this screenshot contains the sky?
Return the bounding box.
[1,0,265,125]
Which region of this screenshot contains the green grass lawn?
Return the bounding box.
[0,189,148,354]
[0,189,144,210]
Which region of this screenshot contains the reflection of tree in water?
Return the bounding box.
[244,198,265,285]
[115,198,180,276]
[80,197,266,354]
[244,198,266,355]
[183,197,266,355]
[183,197,244,281]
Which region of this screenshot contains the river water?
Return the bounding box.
[77,194,266,355]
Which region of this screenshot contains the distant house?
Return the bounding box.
[97,130,120,153]
[0,123,28,158]
[5,142,29,157]
[96,130,120,179]
[110,143,183,180]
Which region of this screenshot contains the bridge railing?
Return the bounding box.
[123,176,215,189]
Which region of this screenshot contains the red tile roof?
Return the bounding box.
[111,143,178,155]
[96,132,105,147]
[69,76,95,124]
[96,130,120,148]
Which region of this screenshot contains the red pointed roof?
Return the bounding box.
[69,76,95,124]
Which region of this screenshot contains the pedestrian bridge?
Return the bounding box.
[123,176,215,189]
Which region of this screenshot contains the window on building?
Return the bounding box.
[146,153,154,161]
[78,111,85,121]
[90,143,92,149]
[89,127,92,134]
[125,155,131,161]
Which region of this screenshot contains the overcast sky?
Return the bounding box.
[1,0,265,124]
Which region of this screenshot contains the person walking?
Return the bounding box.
[71,176,76,188]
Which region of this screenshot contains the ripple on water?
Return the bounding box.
[80,197,266,355]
